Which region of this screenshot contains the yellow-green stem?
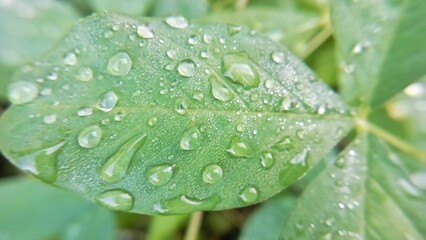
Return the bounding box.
[184,212,203,240]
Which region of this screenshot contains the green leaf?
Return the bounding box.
[88,0,155,16]
[331,0,426,108]
[198,7,322,58]
[0,177,116,240]
[239,193,297,240]
[0,13,353,215]
[280,134,426,239]
[0,0,80,99]
[147,215,190,240]
[152,0,208,18]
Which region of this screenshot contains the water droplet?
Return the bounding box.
[236,122,246,132]
[114,111,125,122]
[180,126,201,150]
[398,178,422,197]
[260,151,275,170]
[271,51,285,63]
[227,24,242,36]
[43,114,57,124]
[334,157,347,169]
[77,67,93,81]
[78,125,102,148]
[410,172,426,190]
[222,52,260,88]
[351,41,370,55]
[202,164,223,184]
[14,141,65,183]
[63,52,77,66]
[107,52,132,76]
[177,60,196,77]
[200,50,210,59]
[274,136,293,150]
[210,75,233,102]
[7,81,38,105]
[226,137,254,158]
[264,80,276,89]
[100,134,146,182]
[165,15,188,29]
[203,34,212,44]
[166,49,178,59]
[280,96,296,111]
[47,71,58,80]
[148,116,158,127]
[95,189,133,211]
[192,91,205,102]
[162,195,221,213]
[290,149,309,166]
[137,24,154,39]
[317,104,327,115]
[98,91,118,112]
[77,107,93,117]
[188,35,198,45]
[175,98,189,115]
[146,165,174,186]
[296,129,305,139]
[239,186,259,203]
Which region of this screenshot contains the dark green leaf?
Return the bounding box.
[0,13,353,214]
[331,0,426,108]
[280,134,426,239]
[0,177,116,240]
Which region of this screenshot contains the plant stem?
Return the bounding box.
[357,118,426,163]
[301,24,332,59]
[235,0,249,10]
[184,212,203,240]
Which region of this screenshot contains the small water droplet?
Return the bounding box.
[148,116,158,127]
[398,178,422,197]
[98,91,118,112]
[296,129,305,139]
[410,172,426,190]
[77,67,93,81]
[236,122,246,132]
[166,49,178,59]
[43,114,57,124]
[210,75,233,102]
[264,80,276,89]
[188,35,198,45]
[260,151,275,170]
[226,137,254,158]
[290,149,309,166]
[146,165,174,186]
[14,141,65,183]
[78,125,102,148]
[7,81,38,105]
[192,91,205,102]
[177,60,196,77]
[180,126,201,150]
[317,104,327,115]
[202,164,223,184]
[222,52,260,88]
[175,98,189,115]
[200,50,209,59]
[271,51,285,63]
[107,52,132,76]
[114,111,125,122]
[63,52,77,66]
[203,34,212,44]
[47,71,58,80]
[165,15,188,29]
[227,24,242,36]
[95,189,133,211]
[162,195,221,213]
[280,96,296,111]
[334,157,347,169]
[100,134,146,182]
[274,136,293,150]
[77,107,93,117]
[239,186,259,204]
[137,24,154,39]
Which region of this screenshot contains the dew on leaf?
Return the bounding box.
[226,137,254,158]
[162,195,221,213]
[165,15,188,29]
[227,24,242,36]
[47,71,58,80]
[274,136,293,150]
[97,91,118,112]
[95,189,134,211]
[236,122,246,132]
[296,129,305,140]
[280,96,296,111]
[114,111,125,122]
[290,149,309,165]
[202,164,223,184]
[188,35,198,45]
[410,172,426,190]
[200,50,209,59]
[260,151,275,170]
[77,107,93,117]
[166,49,178,60]
[107,52,132,76]
[175,98,189,115]
[222,52,260,88]
[7,81,39,105]
[77,67,93,81]
[100,134,146,182]
[177,60,196,77]
[180,126,201,150]
[147,116,158,127]
[239,186,259,204]
[63,52,77,66]
[78,125,102,148]
[271,51,285,63]
[334,157,347,169]
[210,75,233,102]
[146,165,174,186]
[192,91,205,102]
[43,114,57,124]
[137,24,154,39]
[398,178,422,197]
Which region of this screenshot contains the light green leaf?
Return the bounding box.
[0,13,353,215]
[88,0,155,16]
[199,7,322,58]
[152,0,208,18]
[0,177,116,240]
[280,134,426,239]
[0,0,80,99]
[239,193,297,240]
[147,215,190,240]
[331,0,426,108]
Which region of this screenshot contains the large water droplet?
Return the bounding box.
[14,141,65,183]
[222,52,260,88]
[280,96,296,111]
[239,186,259,204]
[398,178,422,197]
[271,51,285,63]
[100,134,146,182]
[177,60,196,77]
[260,151,275,170]
[146,165,174,186]
[162,195,221,214]
[63,52,77,66]
[77,67,93,81]
[78,125,102,148]
[95,189,134,211]
[226,137,254,158]
[210,75,233,102]
[410,172,426,190]
[166,49,178,60]
[274,136,293,150]
[107,52,132,76]
[98,91,118,112]
[137,24,154,39]
[202,164,223,184]
[7,81,38,105]
[165,15,189,29]
[180,126,201,150]
[290,149,309,165]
